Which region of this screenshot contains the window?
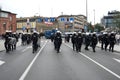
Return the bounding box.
[3,22,6,30]
[1,12,8,17]
[10,16,12,21]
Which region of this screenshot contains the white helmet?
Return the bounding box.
[93,32,96,34]
[33,30,37,33]
[78,31,81,34]
[86,32,89,35]
[103,32,107,34]
[111,31,115,34]
[57,31,60,33]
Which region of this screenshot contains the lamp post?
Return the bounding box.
[86,0,88,21]
[70,20,74,32]
[93,9,95,25]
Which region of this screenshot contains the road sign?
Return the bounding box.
[60,17,65,21]
[22,26,26,30]
[69,17,74,22]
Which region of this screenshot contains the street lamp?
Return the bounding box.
[93,9,95,25]
[86,0,88,21]
[70,20,74,32]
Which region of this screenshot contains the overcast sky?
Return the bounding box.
[0,0,120,24]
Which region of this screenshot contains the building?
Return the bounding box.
[16,14,87,33]
[57,14,87,32]
[101,10,120,28]
[17,17,36,33]
[17,16,58,33]
[0,9,17,35]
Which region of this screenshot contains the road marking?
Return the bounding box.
[19,41,48,80]
[113,58,120,63]
[0,60,5,66]
[22,46,32,52]
[64,43,120,79]
[113,53,120,56]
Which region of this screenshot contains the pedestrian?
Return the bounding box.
[115,33,120,45]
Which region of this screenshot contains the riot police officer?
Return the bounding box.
[109,32,116,52]
[51,33,55,42]
[4,30,11,52]
[54,31,62,53]
[76,32,83,52]
[31,31,39,53]
[71,32,77,51]
[91,32,98,52]
[104,32,109,51]
[100,33,105,50]
[84,32,91,50]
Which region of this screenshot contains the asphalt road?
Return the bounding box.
[0,39,120,80]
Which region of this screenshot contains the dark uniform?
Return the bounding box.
[91,33,98,52]
[85,33,91,50]
[31,31,39,53]
[66,34,70,42]
[104,33,109,51]
[71,32,77,51]
[4,32,11,52]
[54,31,62,53]
[76,32,83,52]
[109,32,116,52]
[21,33,27,45]
[51,33,55,42]
[100,34,105,50]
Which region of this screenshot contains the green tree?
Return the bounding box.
[94,23,104,32]
[87,22,94,32]
[113,12,120,32]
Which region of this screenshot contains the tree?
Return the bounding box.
[113,11,120,32]
[87,22,94,32]
[94,23,104,32]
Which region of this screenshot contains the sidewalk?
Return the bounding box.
[0,39,21,52]
[97,42,120,53]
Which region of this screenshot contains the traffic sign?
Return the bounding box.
[69,17,74,22]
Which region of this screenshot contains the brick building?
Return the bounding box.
[0,9,17,35]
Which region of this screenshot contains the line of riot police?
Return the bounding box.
[3,30,41,53]
[98,32,116,52]
[4,30,19,52]
[21,31,41,53]
[71,32,98,52]
[71,31,116,53]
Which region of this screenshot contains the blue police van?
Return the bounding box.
[44,29,57,39]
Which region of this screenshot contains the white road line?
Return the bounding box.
[113,53,120,56]
[113,58,120,63]
[64,43,120,79]
[22,46,32,52]
[19,41,48,80]
[0,60,5,66]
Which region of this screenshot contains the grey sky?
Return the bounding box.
[0,0,120,24]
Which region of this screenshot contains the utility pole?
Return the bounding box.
[93,9,95,25]
[86,0,88,21]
